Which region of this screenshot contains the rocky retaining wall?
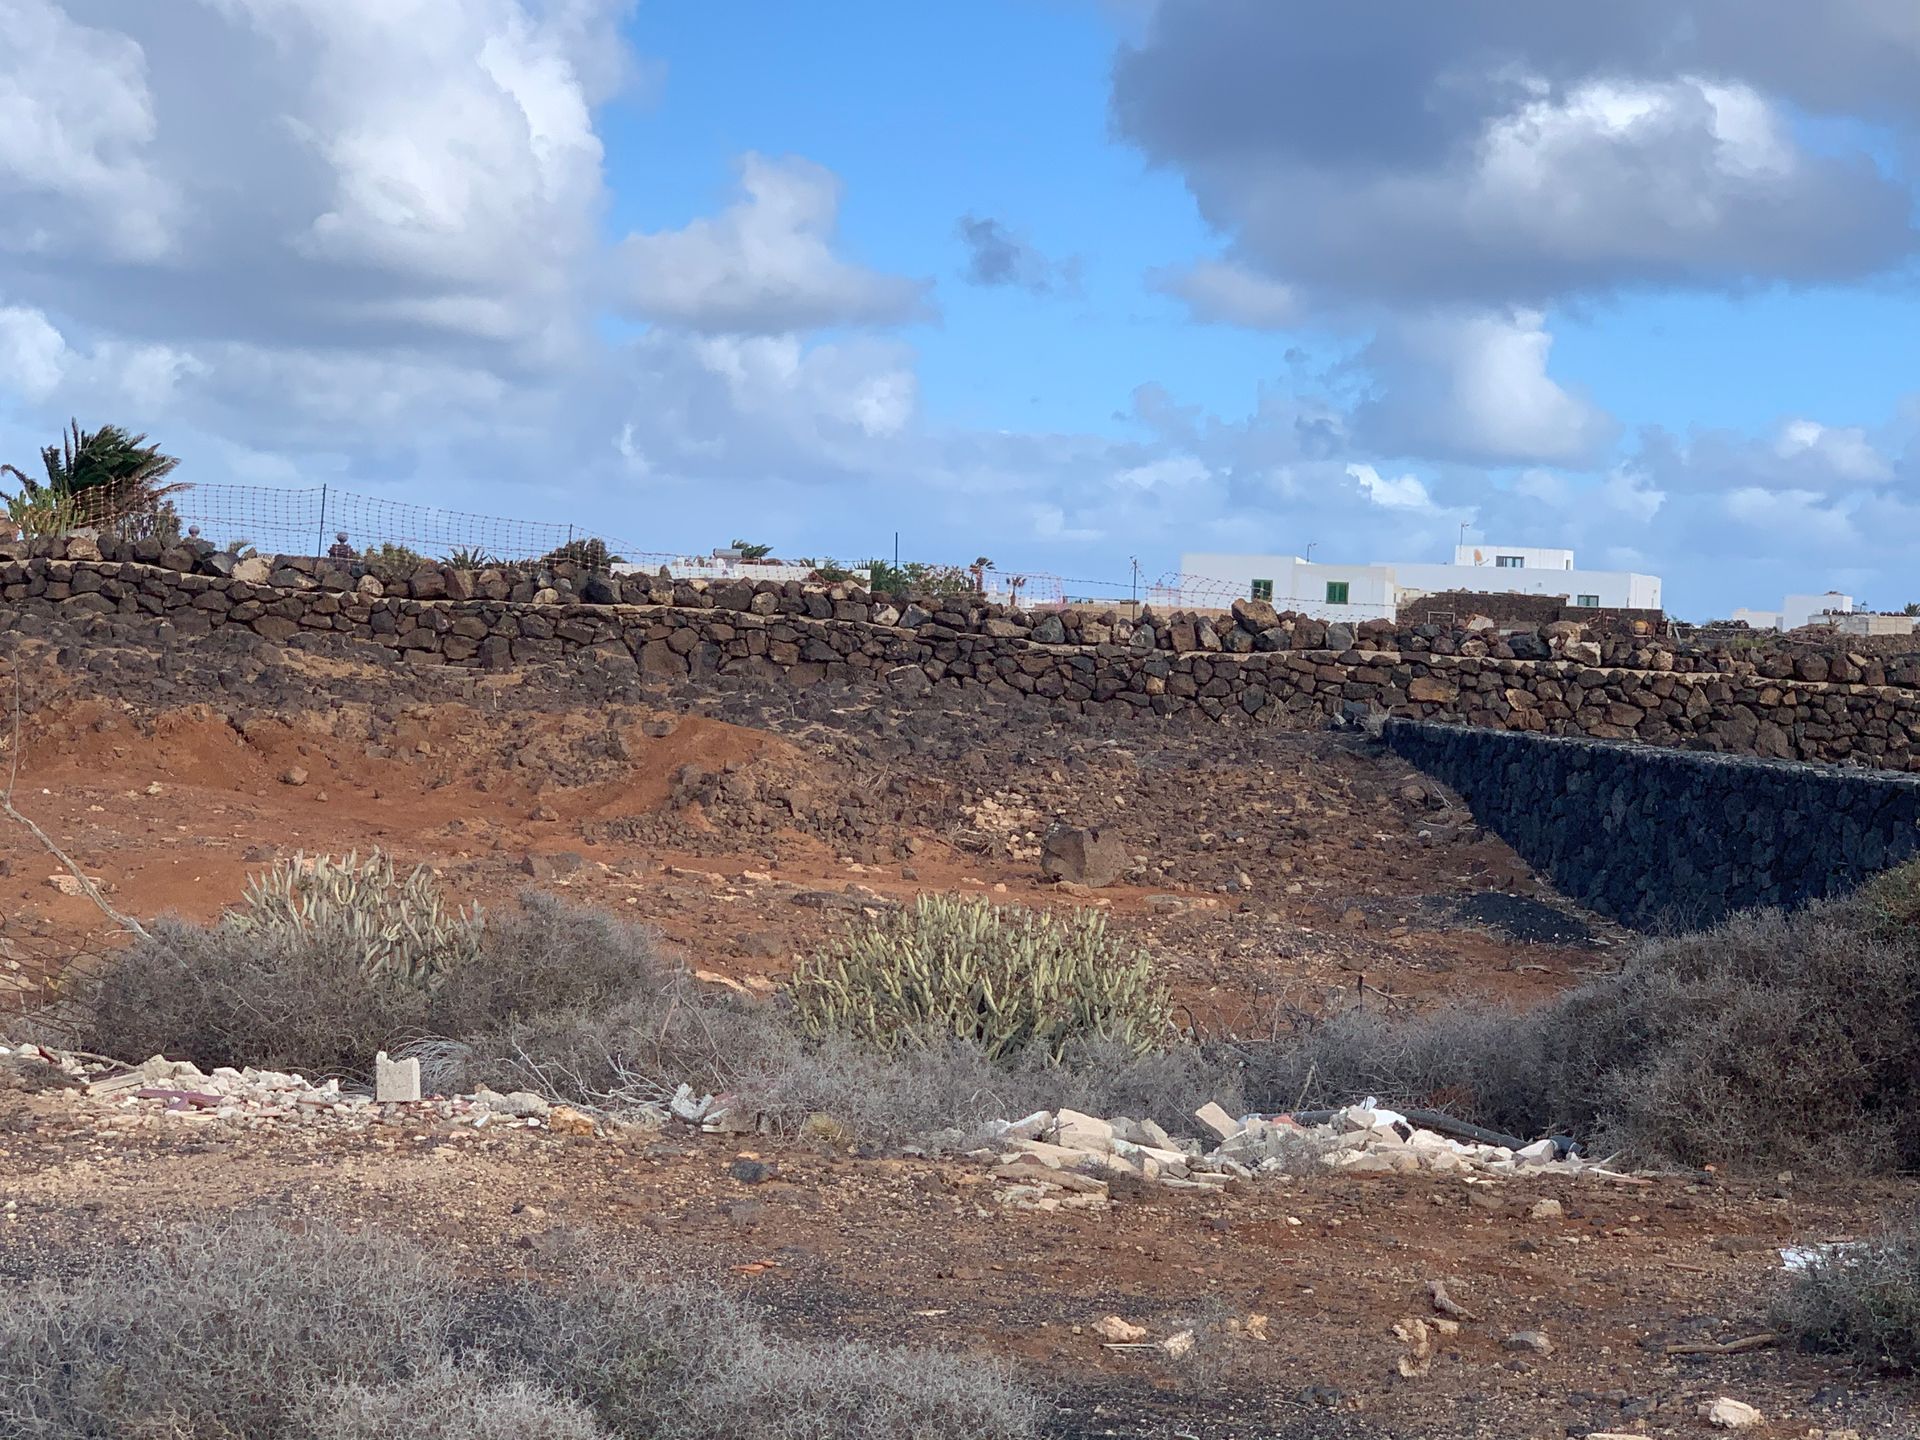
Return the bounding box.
[14,554,1920,771]
[1383,719,1920,927]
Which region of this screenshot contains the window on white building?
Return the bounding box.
[1576,594,1600,608]
[1325,581,1349,605]
[1250,579,1273,602]
[1496,555,1524,568]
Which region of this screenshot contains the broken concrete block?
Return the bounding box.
[1136,1117,1173,1149]
[1194,1101,1243,1143]
[1093,1315,1148,1343]
[374,1051,421,1103]
[1051,1108,1116,1151]
[1000,1110,1052,1142]
[993,1158,1108,1195]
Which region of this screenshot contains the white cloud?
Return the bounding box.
[0,0,175,260]
[1723,485,1859,545]
[1346,462,1436,512]
[1115,11,1915,308]
[1152,259,1300,329]
[1113,456,1210,489]
[616,154,930,334]
[0,305,69,400]
[1773,419,1892,482]
[1357,309,1617,466]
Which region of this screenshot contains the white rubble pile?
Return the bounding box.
[981,1100,1589,1206]
[0,1042,619,1136]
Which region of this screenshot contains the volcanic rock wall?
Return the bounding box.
[13,551,1920,773]
[1381,719,1920,928]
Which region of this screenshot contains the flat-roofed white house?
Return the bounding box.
[1176,544,1661,621]
[1732,591,1855,632]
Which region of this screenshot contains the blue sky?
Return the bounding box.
[5,1,1920,617]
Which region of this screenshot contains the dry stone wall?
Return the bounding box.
[1382,719,1920,928]
[13,550,1920,773]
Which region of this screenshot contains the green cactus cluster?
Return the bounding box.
[791,894,1171,1061]
[230,850,482,993]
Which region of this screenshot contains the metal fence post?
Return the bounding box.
[316,485,328,559]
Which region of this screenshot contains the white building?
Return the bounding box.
[1176,545,1660,622]
[1731,591,1854,632]
[613,554,870,586]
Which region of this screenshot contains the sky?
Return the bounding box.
[4,1,1920,618]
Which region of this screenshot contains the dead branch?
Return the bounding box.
[3,665,148,940]
[1662,1332,1779,1358]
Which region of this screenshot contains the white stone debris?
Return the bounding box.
[979,1099,1593,1205]
[2,1043,646,1137]
[374,1051,421,1103]
[1700,1396,1764,1429]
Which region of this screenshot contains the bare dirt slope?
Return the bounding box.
[1,635,1911,1438]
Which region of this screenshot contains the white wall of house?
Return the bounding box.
[1449,544,1575,571]
[1837,613,1917,637]
[1291,562,1398,622]
[1782,592,1854,630]
[1179,547,1661,618]
[613,558,870,584]
[1176,553,1394,620]
[1731,608,1784,630]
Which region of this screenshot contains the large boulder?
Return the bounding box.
[1040,825,1130,889]
[1231,597,1279,631]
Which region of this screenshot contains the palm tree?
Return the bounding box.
[2,420,183,530]
[969,555,994,595]
[730,538,774,560]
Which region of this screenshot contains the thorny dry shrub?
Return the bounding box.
[83,891,663,1080]
[0,1219,453,1440]
[1240,859,1920,1173]
[456,993,1234,1146]
[484,1273,1040,1440]
[82,876,1219,1145]
[297,1364,611,1440]
[0,1220,1042,1440]
[1775,1217,1920,1370]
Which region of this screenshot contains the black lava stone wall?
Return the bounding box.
[1384,719,1920,930]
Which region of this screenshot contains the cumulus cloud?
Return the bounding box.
[0,304,69,401]
[1113,3,1916,308]
[1355,310,1617,466]
[956,214,1078,294]
[617,155,931,333]
[0,0,176,261]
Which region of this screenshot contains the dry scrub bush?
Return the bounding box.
[2,1221,1042,1440]
[1239,859,1920,1173]
[0,1220,452,1440]
[87,913,436,1075]
[85,888,663,1081]
[296,1364,611,1440]
[486,1273,1040,1440]
[1775,1219,1920,1369]
[791,895,1171,1060]
[737,1033,1240,1146]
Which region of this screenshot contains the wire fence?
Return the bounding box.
[42,479,1167,601]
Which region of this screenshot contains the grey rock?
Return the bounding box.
[1040,825,1129,888]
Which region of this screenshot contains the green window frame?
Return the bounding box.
[1250,578,1274,602]
[1325,580,1350,605]
[1576,594,1601,608]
